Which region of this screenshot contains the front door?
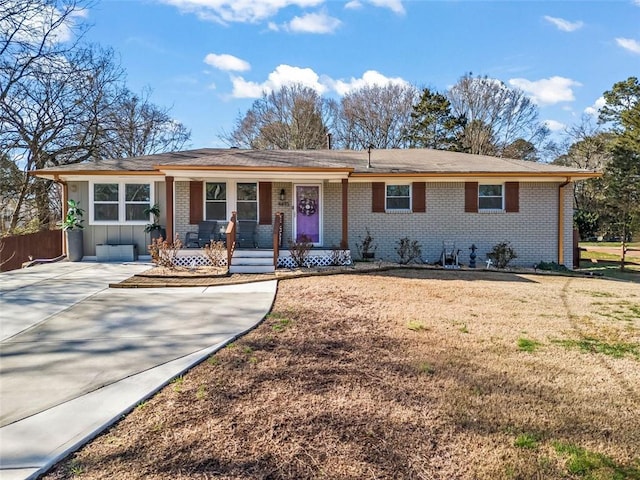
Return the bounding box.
[294,184,321,245]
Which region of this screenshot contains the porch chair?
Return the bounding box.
[237,220,258,248]
[441,241,461,268]
[185,221,217,248]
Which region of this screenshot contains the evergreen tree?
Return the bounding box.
[405,87,464,150]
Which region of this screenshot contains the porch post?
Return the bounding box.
[165,176,174,242]
[341,178,349,249]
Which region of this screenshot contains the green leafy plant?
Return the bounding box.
[143,203,162,233]
[59,199,84,231]
[356,228,377,260]
[396,236,422,264]
[535,261,569,272]
[487,241,518,268]
[288,235,313,267]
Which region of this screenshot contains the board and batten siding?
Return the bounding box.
[348,181,574,268]
[68,181,165,257]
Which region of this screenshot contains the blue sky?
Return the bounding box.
[82,0,640,149]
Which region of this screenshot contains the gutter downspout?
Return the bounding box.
[558,177,571,266]
[56,175,68,257]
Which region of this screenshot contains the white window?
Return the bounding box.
[386,184,411,211]
[205,182,227,220]
[90,181,153,224]
[93,183,119,221]
[478,184,504,211]
[237,183,257,220]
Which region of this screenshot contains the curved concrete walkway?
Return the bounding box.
[0,262,277,480]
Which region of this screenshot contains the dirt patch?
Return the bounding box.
[46,270,640,479]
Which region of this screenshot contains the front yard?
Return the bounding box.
[46,270,640,479]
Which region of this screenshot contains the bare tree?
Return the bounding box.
[99,87,191,159]
[553,116,613,239]
[336,83,418,149]
[448,73,549,159]
[0,1,191,233]
[221,84,337,149]
[1,45,124,229]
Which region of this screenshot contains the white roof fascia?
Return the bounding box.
[161,169,350,182]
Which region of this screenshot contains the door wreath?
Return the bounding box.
[298,198,317,216]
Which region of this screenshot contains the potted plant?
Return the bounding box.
[60,199,84,262]
[144,203,166,243]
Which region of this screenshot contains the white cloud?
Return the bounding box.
[287,11,341,33]
[231,64,327,98]
[0,2,86,45]
[229,65,409,98]
[544,120,566,132]
[368,0,405,15]
[329,70,410,95]
[616,37,640,54]
[508,76,582,105]
[204,53,251,72]
[634,0,640,6]
[543,15,584,32]
[345,0,363,9]
[584,96,606,116]
[160,0,324,24]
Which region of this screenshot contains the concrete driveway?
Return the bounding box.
[0,262,277,480]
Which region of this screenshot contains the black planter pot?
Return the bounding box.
[149,228,167,244]
[362,252,375,260]
[66,229,84,262]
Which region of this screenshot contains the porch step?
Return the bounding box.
[230,249,275,274]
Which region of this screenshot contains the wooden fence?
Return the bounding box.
[0,230,62,272]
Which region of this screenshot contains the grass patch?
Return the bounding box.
[268,313,292,333]
[43,271,640,480]
[578,261,640,283]
[417,361,435,375]
[196,385,207,400]
[518,337,541,352]
[407,320,427,331]
[554,337,639,359]
[514,433,538,449]
[170,375,184,392]
[553,442,640,479]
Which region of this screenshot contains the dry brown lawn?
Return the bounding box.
[45,270,640,480]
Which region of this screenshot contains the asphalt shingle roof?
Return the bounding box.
[34,148,599,177]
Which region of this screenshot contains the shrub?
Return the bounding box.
[395,236,422,264]
[329,249,351,266]
[288,235,313,268]
[149,235,182,268]
[203,240,226,267]
[535,261,569,272]
[487,241,517,268]
[356,228,377,260]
